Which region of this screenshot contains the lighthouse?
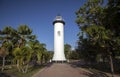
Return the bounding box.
[52,15,66,62]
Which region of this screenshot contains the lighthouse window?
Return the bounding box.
[58,31,60,36]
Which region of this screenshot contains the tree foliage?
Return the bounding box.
[0,25,51,73]
[75,0,120,76]
[64,44,71,59]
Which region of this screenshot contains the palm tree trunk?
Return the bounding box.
[1,56,5,71]
[109,54,114,77]
[21,66,25,73]
[25,64,29,73]
[17,60,21,72]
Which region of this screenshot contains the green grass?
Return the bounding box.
[0,65,44,77]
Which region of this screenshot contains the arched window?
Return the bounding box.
[57,31,60,36]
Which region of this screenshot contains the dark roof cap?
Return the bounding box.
[53,15,65,25]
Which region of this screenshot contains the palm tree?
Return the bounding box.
[0,40,13,71]
[13,46,32,73]
[12,47,21,72]
[17,25,31,47]
[29,40,50,64]
[0,46,8,71]
[0,26,14,71]
[12,25,36,73]
[28,40,43,65]
[39,43,47,64]
[28,41,49,64]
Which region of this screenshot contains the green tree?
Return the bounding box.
[69,50,80,60]
[17,25,33,47]
[75,0,120,76]
[64,44,71,60]
[0,26,14,71]
[13,46,32,73]
[0,46,9,71]
[28,40,50,64]
[28,40,42,65]
[12,25,36,73]
[40,43,48,64]
[103,0,120,37]
[0,25,49,74]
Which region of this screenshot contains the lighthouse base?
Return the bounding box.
[52,58,67,63]
[52,60,67,63]
[52,54,66,62]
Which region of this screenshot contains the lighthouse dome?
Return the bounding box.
[53,15,65,25]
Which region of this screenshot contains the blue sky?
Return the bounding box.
[0,0,86,50]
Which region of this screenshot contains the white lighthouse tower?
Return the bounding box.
[52,15,66,62]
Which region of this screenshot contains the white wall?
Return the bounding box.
[52,22,66,61]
